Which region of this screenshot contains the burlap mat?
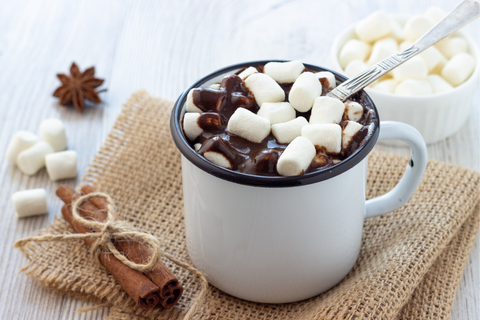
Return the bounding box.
[17,91,480,320]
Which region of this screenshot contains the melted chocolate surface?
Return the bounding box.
[185,66,377,176]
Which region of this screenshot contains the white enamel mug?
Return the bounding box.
[170,61,428,304]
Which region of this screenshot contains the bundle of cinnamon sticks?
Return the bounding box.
[56,185,183,310]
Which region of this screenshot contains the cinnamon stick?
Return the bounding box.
[56,185,183,309]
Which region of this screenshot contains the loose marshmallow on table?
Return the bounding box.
[302,124,342,154]
[45,150,77,181]
[344,101,364,122]
[12,189,48,218]
[17,141,54,175]
[436,37,468,59]
[244,73,285,107]
[271,117,308,144]
[342,121,364,149]
[289,72,322,112]
[392,56,428,81]
[403,15,432,42]
[354,11,392,43]
[344,60,368,78]
[427,75,454,93]
[441,52,476,86]
[5,131,39,165]
[276,136,316,176]
[372,79,397,93]
[183,113,203,141]
[227,107,271,143]
[257,102,295,125]
[367,37,398,66]
[186,89,202,113]
[395,79,433,95]
[339,39,371,69]
[40,118,67,152]
[310,97,345,124]
[264,61,305,83]
[238,67,258,80]
[316,71,336,89]
[425,6,446,25]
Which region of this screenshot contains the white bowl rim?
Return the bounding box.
[330,14,480,100]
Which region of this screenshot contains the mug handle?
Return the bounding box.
[365,121,428,219]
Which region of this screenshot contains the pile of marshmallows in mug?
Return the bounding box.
[6,119,77,218]
[184,61,371,176]
[340,7,476,95]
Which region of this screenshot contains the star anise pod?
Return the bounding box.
[53,62,104,112]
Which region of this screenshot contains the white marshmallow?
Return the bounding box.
[395,79,433,95]
[276,136,315,176]
[399,40,412,50]
[372,79,397,93]
[316,71,337,89]
[228,107,271,143]
[238,67,258,80]
[344,60,368,78]
[194,143,202,152]
[354,11,392,43]
[392,56,428,81]
[389,19,404,41]
[264,61,305,83]
[45,150,77,181]
[403,15,432,42]
[431,54,448,75]
[289,72,322,112]
[342,121,364,149]
[344,101,364,122]
[208,83,221,90]
[435,37,468,59]
[310,97,345,124]
[302,124,342,154]
[339,39,371,69]
[425,6,447,25]
[183,113,203,141]
[427,75,454,93]
[186,89,202,113]
[204,151,232,169]
[441,52,476,86]
[17,141,54,175]
[418,46,444,72]
[12,189,48,218]
[5,131,39,165]
[271,116,308,144]
[244,73,285,107]
[257,102,295,125]
[367,38,398,66]
[39,119,67,152]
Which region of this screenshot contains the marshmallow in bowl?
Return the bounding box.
[354,11,392,43]
[204,151,232,169]
[436,37,468,59]
[289,72,322,112]
[257,102,296,125]
[277,136,316,176]
[441,52,476,86]
[186,89,202,113]
[5,131,39,165]
[339,39,371,69]
[427,75,453,93]
[372,79,397,93]
[183,113,203,141]
[395,79,433,95]
[310,97,345,124]
[316,72,337,89]
[209,83,221,90]
[244,73,285,106]
[302,124,342,154]
[271,117,308,144]
[228,107,271,143]
[344,101,364,122]
[238,67,258,80]
[392,57,428,82]
[264,61,305,83]
[367,37,398,66]
[342,121,364,149]
[425,6,446,25]
[403,15,432,42]
[344,60,368,78]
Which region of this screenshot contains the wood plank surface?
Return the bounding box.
[0,0,478,319]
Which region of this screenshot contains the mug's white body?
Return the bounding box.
[182,156,368,303]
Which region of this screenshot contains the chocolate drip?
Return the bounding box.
[239,149,280,176]
[192,88,226,112]
[197,112,225,132]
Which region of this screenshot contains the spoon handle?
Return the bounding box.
[327,0,480,101]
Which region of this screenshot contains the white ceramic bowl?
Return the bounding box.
[330,16,480,144]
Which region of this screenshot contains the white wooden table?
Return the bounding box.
[0,0,478,319]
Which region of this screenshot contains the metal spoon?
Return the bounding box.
[327,0,480,101]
